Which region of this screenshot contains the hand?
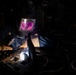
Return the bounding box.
[0,45,13,51]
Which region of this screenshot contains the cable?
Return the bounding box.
[42,56,49,67]
[35,47,49,67]
[34,66,64,75]
[36,50,45,56]
[6,63,17,72]
[71,60,76,70]
[36,55,49,67]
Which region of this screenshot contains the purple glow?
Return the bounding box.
[20,22,26,30]
[25,22,34,30]
[19,19,35,31]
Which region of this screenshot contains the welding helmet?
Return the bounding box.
[15,0,36,36]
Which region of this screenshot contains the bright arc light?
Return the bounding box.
[20,52,25,61]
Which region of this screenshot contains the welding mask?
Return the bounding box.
[9,18,36,50]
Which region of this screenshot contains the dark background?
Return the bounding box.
[0,0,76,74]
[0,0,76,28]
[0,0,76,36]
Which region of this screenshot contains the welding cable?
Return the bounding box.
[35,48,49,67]
[36,50,45,56]
[6,63,17,72]
[34,66,64,75]
[37,55,49,67]
[41,55,49,67]
[34,67,64,75]
[71,60,76,70]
